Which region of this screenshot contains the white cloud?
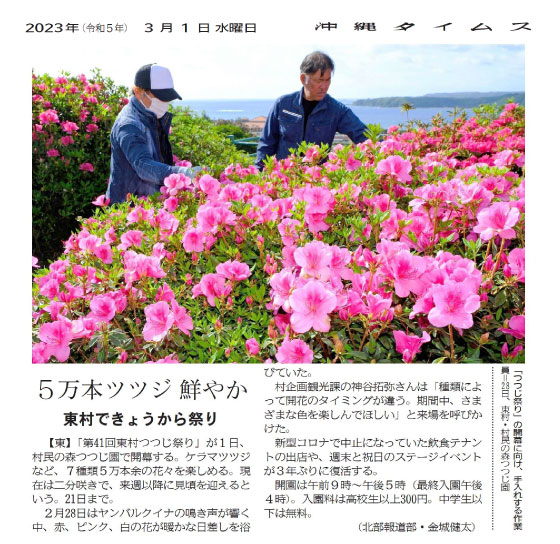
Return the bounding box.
[31,44,524,99]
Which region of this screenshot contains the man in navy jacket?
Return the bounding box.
[256,51,367,169]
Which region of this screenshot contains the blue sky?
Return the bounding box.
[32,44,524,100]
[337,44,524,98]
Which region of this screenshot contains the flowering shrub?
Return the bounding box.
[32,70,130,264]
[32,104,525,364]
[32,71,250,265]
[169,106,251,169]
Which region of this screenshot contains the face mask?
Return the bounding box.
[144,92,169,118]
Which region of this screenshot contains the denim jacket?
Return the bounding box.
[107,95,199,204]
[256,88,367,167]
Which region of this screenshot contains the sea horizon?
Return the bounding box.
[176,98,477,128]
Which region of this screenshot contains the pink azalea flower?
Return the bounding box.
[216,260,251,281]
[304,211,330,234]
[276,337,314,364]
[493,149,515,167]
[182,227,206,253]
[193,274,232,307]
[61,121,79,134]
[80,162,94,172]
[294,241,333,281]
[303,146,320,162]
[104,226,116,243]
[118,230,144,251]
[289,280,337,333]
[196,203,237,233]
[38,109,59,124]
[199,174,220,199]
[164,196,178,212]
[507,248,525,282]
[86,123,99,133]
[127,206,154,224]
[428,281,481,329]
[143,301,174,342]
[278,218,301,246]
[473,202,520,241]
[45,301,66,320]
[93,243,113,264]
[302,186,334,215]
[347,290,368,317]
[364,293,393,321]
[71,317,97,339]
[39,277,60,300]
[47,148,60,157]
[303,165,322,180]
[32,256,39,268]
[107,290,128,313]
[32,342,50,364]
[386,250,427,298]
[58,282,84,304]
[156,282,175,303]
[88,294,117,323]
[329,246,353,281]
[38,318,74,362]
[163,173,188,196]
[380,139,403,153]
[92,194,110,206]
[270,269,297,311]
[171,300,194,336]
[245,338,260,355]
[499,315,525,339]
[60,136,74,146]
[346,153,362,171]
[123,251,166,284]
[375,155,413,183]
[502,343,524,359]
[117,351,128,363]
[393,330,431,363]
[148,355,180,364]
[78,232,101,252]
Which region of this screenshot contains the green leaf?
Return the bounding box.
[344,350,371,362]
[378,335,392,350]
[432,357,447,364]
[494,289,507,307]
[108,330,131,348]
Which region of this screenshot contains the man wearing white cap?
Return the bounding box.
[107,63,200,204]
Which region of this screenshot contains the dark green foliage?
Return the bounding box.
[169,106,252,173]
[32,70,129,264]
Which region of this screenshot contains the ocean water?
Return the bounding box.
[176,98,474,128]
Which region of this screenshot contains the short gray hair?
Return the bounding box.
[300,51,335,76]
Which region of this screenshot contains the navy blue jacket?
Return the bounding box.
[256,88,367,167]
[107,95,199,204]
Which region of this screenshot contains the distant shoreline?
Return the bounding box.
[180,91,525,110]
[353,92,525,109]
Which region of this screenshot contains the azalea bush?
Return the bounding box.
[169,106,252,171]
[32,103,525,364]
[32,70,129,264]
[32,71,250,265]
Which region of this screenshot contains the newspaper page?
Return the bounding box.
[4,0,558,542]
